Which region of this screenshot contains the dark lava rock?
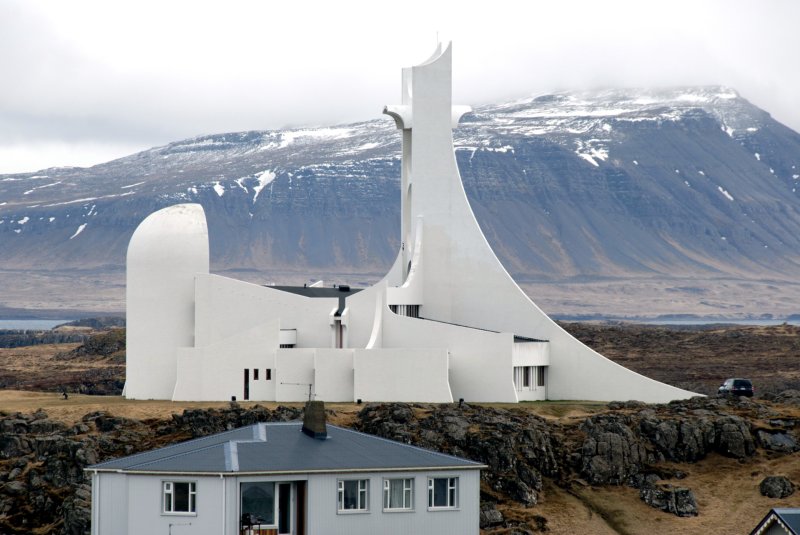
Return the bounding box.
[774,390,800,406]
[714,416,755,458]
[760,476,795,498]
[757,430,799,453]
[580,415,648,485]
[639,484,699,516]
[479,501,504,528]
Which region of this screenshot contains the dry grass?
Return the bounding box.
[558,451,800,535]
[0,390,368,425]
[0,343,122,393]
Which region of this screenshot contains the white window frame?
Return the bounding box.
[427,477,458,510]
[337,479,369,513]
[383,478,414,511]
[240,481,277,528]
[162,481,196,515]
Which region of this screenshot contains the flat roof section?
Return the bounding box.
[269,285,362,299]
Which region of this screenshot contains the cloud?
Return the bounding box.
[1,0,798,173]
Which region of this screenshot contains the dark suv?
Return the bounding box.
[718,378,754,397]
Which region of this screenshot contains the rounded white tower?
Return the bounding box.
[124,203,209,399]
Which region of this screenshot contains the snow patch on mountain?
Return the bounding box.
[279,127,353,148]
[252,170,276,203]
[574,140,609,167]
[23,181,62,195]
[718,186,735,201]
[69,224,87,240]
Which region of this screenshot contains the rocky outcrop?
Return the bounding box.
[579,414,650,485]
[55,329,126,361]
[639,484,699,517]
[356,403,561,507]
[760,476,795,498]
[773,390,800,406]
[0,395,798,534]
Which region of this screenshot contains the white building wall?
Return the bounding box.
[381,311,517,403]
[314,349,355,402]
[512,341,549,367]
[194,274,336,349]
[125,204,209,400]
[354,348,452,403]
[173,321,279,401]
[276,348,316,401]
[304,470,480,535]
[342,283,384,348]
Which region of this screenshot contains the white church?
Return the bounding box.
[124,44,697,404]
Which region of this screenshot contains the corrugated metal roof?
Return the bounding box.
[88,423,483,474]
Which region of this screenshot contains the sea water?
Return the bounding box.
[0,319,74,330]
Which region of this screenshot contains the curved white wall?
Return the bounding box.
[125,204,209,399]
[386,44,697,403]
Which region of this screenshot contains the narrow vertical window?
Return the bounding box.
[253,369,259,380]
[266,369,272,381]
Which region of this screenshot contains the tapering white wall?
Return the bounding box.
[382,44,696,403]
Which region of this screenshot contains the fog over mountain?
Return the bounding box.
[1,87,800,318]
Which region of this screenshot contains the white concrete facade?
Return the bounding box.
[124,43,698,403]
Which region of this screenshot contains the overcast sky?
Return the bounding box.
[1,0,798,174]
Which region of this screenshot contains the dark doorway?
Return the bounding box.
[243,369,250,400]
[295,481,306,535]
[278,483,291,534]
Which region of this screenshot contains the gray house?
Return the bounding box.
[86,403,484,535]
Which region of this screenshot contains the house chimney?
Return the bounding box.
[302,400,327,439]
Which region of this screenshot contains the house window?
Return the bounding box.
[241,482,276,526]
[253,369,259,380]
[266,369,272,381]
[428,477,458,509]
[338,479,368,512]
[163,481,196,514]
[537,366,545,387]
[383,478,413,511]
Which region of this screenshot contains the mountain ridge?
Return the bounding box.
[1,86,799,316]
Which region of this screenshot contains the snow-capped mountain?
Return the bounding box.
[2,86,800,314]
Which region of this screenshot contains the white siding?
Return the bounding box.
[93,472,128,535]
[512,341,549,367]
[304,470,480,535]
[125,474,223,535]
